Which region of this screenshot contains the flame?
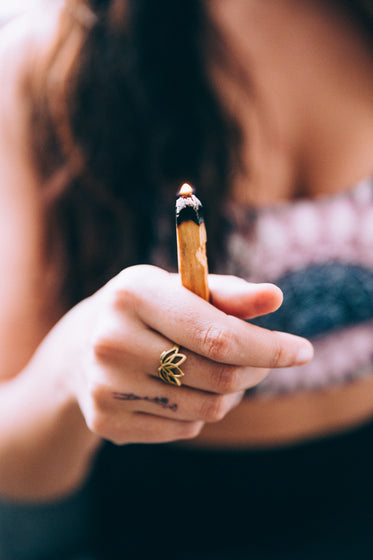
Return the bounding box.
[178,183,194,197]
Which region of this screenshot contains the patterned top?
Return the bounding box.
[221,178,373,395]
[153,178,373,396]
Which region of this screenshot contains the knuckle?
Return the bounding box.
[105,269,145,313]
[201,324,232,361]
[91,321,136,362]
[86,406,109,439]
[179,421,204,440]
[214,364,240,393]
[89,381,108,408]
[269,337,286,368]
[117,264,155,284]
[108,431,131,446]
[90,319,132,362]
[87,404,127,445]
[110,284,139,313]
[90,308,122,361]
[91,331,116,360]
[200,394,229,422]
[84,382,113,437]
[113,265,160,309]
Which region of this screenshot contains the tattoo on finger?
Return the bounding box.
[112,392,178,412]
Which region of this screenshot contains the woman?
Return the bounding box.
[1,0,373,558]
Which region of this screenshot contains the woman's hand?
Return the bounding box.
[66,265,313,445]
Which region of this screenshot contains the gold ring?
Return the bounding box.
[158,345,187,387]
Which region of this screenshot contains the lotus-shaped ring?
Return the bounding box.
[158,345,187,387]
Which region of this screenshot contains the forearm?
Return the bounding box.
[0,361,101,502]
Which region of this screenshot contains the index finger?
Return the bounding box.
[117,266,313,369]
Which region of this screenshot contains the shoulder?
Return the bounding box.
[0,3,64,380]
[0,4,60,257]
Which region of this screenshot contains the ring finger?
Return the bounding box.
[141,330,270,394]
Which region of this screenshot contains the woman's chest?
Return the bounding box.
[223,178,373,395]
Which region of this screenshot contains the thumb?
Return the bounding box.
[208,275,283,320]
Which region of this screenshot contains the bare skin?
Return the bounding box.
[208,0,373,205]
[0,0,373,501]
[198,0,373,446]
[0,7,313,501]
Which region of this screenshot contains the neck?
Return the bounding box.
[209,0,373,205]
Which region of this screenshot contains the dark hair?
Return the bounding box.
[338,0,373,39]
[23,0,241,307]
[23,0,373,307]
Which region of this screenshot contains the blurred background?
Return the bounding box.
[0,0,45,24]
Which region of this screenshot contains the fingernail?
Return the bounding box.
[296,344,314,365]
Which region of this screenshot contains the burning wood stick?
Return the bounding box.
[176,183,209,301]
